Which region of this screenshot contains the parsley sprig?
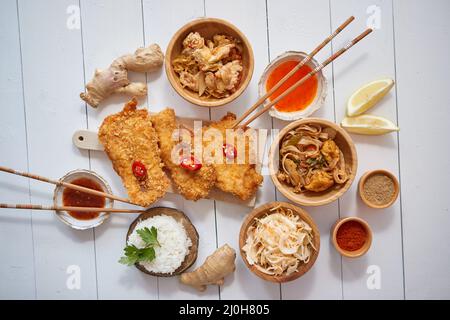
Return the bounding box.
[119,226,159,266]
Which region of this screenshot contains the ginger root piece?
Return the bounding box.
[81,44,164,108]
[180,244,236,292]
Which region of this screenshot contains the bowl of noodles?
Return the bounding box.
[269,118,357,206]
[239,201,320,283]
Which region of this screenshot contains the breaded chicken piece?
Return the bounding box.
[98,99,169,206]
[305,170,334,192]
[203,113,263,200]
[321,139,340,166]
[150,108,216,200]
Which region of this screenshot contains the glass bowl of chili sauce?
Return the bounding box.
[331,217,372,258]
[258,51,327,121]
[53,169,113,230]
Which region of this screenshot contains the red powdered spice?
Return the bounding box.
[336,220,367,251]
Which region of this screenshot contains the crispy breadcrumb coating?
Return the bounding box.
[150,108,216,200]
[203,113,263,200]
[98,99,169,206]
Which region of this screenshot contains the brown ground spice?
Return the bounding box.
[363,173,395,206]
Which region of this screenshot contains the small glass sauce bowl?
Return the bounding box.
[53,169,113,230]
[258,51,328,121]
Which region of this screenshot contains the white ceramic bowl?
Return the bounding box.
[53,169,113,230]
[258,51,327,121]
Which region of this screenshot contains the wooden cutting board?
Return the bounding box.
[72,117,267,207]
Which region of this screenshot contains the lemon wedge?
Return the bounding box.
[341,115,399,135]
[347,78,395,116]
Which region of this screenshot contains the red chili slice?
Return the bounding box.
[222,143,237,159]
[180,155,202,171]
[305,145,316,151]
[132,161,147,180]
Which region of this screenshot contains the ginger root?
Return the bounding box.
[180,244,236,292]
[80,44,164,108]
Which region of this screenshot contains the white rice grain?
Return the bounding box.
[128,215,192,274]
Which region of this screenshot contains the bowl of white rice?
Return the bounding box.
[126,207,199,276]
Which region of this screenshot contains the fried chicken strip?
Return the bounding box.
[98,98,169,206]
[150,108,216,200]
[203,113,263,200]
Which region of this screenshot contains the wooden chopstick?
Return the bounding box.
[232,16,355,129]
[0,165,141,207]
[240,28,373,128]
[0,203,145,214]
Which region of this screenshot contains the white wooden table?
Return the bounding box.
[1,0,449,300]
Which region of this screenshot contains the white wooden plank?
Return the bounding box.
[143,0,207,120]
[154,199,220,299]
[0,0,35,299]
[205,0,280,300]
[142,0,220,300]
[330,0,404,299]
[267,0,343,300]
[18,0,97,299]
[393,0,450,299]
[79,0,159,300]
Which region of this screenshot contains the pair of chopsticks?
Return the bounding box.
[0,166,146,214]
[232,16,372,128]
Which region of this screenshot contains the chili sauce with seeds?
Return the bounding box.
[266,60,318,112]
[62,178,105,220]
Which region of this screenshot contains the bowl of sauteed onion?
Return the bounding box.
[269,118,357,206]
[165,17,254,107]
[239,202,320,283]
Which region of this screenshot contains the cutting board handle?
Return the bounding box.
[72,130,104,151]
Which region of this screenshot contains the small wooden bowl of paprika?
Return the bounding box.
[331,217,372,258]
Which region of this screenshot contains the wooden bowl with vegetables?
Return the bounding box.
[165,17,254,107]
[239,202,320,283]
[124,207,199,277]
[269,118,357,207]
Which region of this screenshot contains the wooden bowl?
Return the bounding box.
[239,201,320,283]
[331,217,372,258]
[126,207,199,277]
[165,17,254,107]
[269,118,358,206]
[358,169,399,209]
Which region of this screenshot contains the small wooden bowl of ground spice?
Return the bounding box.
[359,170,399,209]
[331,217,372,258]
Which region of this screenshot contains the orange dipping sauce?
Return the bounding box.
[266,60,318,112]
[62,178,105,220]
